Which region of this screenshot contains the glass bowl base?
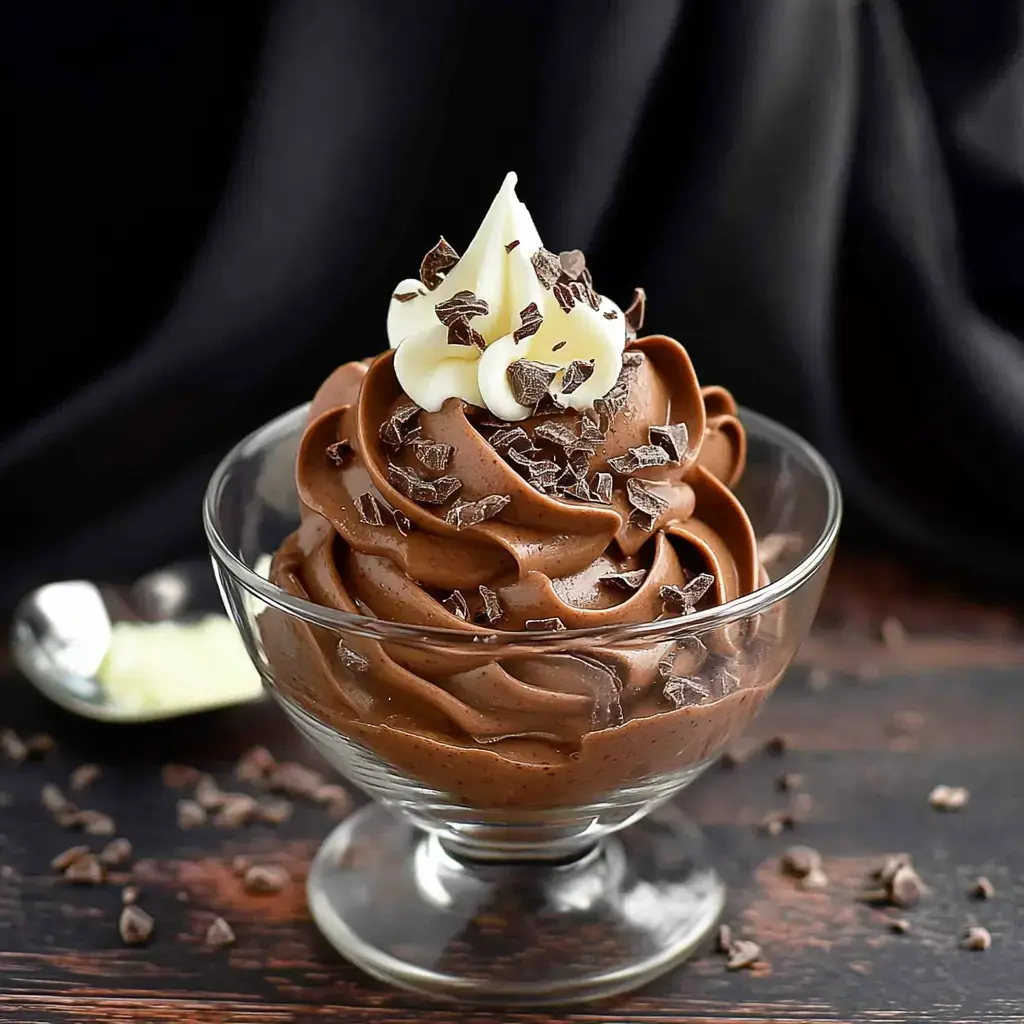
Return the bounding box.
[307,801,724,1006]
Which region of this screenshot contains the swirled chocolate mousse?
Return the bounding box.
[265,172,781,808]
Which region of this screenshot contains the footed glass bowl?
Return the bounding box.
[204,404,840,1005]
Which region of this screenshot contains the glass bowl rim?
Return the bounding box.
[203,403,842,648]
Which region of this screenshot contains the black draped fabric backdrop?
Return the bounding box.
[7,0,1024,610]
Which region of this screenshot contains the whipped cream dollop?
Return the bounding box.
[387,172,627,421]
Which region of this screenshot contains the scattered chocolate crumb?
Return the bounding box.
[355,491,388,527]
[505,239,520,253]
[177,800,207,830]
[412,440,454,473]
[444,494,510,530]
[874,853,912,887]
[119,904,154,946]
[207,916,236,947]
[24,733,56,758]
[41,784,71,815]
[213,793,259,828]
[51,845,90,871]
[560,359,595,395]
[122,886,139,905]
[194,775,225,811]
[235,746,276,783]
[800,867,831,890]
[64,854,105,885]
[525,617,567,631]
[99,838,133,867]
[420,236,459,290]
[513,301,543,343]
[961,925,992,951]
[776,772,804,792]
[971,876,995,899]
[257,796,294,825]
[336,639,370,673]
[232,856,250,877]
[507,359,559,407]
[591,472,613,505]
[551,340,567,351]
[765,735,788,756]
[660,574,715,614]
[929,784,969,811]
[880,615,907,648]
[599,569,647,591]
[649,422,690,462]
[890,710,924,734]
[717,924,734,953]
[325,439,352,465]
[392,290,419,303]
[889,864,925,907]
[889,917,911,934]
[244,864,290,894]
[530,248,562,289]
[75,810,116,836]
[270,762,324,798]
[442,589,470,621]
[70,764,101,792]
[478,585,504,624]
[162,764,200,789]
[758,810,794,836]
[1,729,27,763]
[623,287,646,337]
[781,846,822,878]
[726,939,763,971]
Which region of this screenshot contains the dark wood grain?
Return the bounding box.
[1,547,1023,1023]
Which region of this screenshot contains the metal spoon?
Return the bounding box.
[9,562,265,722]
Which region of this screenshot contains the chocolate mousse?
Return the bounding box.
[264,173,782,808]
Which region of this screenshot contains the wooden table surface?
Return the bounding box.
[1,548,1022,1024]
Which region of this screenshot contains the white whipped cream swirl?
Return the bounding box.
[387,172,626,421]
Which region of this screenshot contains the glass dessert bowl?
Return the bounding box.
[204,172,840,1004]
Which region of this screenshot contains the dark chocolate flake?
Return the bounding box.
[660,573,715,613]
[560,359,595,395]
[392,291,419,303]
[386,464,438,504]
[559,249,586,280]
[355,492,387,527]
[444,494,511,530]
[552,340,567,352]
[663,676,711,707]
[447,318,486,350]
[505,239,520,253]
[591,472,613,504]
[412,440,454,472]
[649,422,690,462]
[603,310,619,320]
[525,617,567,631]
[392,510,411,536]
[530,248,562,289]
[626,478,669,523]
[442,590,470,621]
[533,391,566,417]
[380,402,420,449]
[533,421,577,448]
[432,475,463,503]
[420,236,460,290]
[325,439,352,465]
[478,585,503,624]
[336,640,370,674]
[553,280,576,313]
[507,359,559,407]
[599,569,647,591]
[561,477,592,501]
[513,302,543,343]
[623,287,647,337]
[490,427,532,452]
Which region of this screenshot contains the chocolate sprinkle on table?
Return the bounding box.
[336,639,370,674]
[530,248,562,289]
[177,799,206,830]
[326,439,352,465]
[243,864,290,895]
[929,784,970,811]
[206,917,236,947]
[649,422,690,462]
[971,876,995,899]
[420,236,459,290]
[119,904,154,946]
[51,845,90,871]
[623,287,647,336]
[599,569,647,590]
[505,239,520,252]
[392,291,419,303]
[99,838,133,867]
[65,854,105,885]
[478,585,503,624]
[560,359,595,395]
[507,359,559,407]
[525,617,567,631]
[513,301,543,342]
[70,764,100,792]
[444,494,510,530]
[961,925,992,951]
[781,846,822,878]
[355,492,387,527]
[412,440,454,472]
[726,939,763,971]
[442,590,470,621]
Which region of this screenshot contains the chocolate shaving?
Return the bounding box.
[387,464,457,505]
[435,289,490,347]
[433,475,463,503]
[513,302,543,343]
[561,478,592,501]
[552,340,567,351]
[444,494,510,529]
[442,590,470,621]
[325,439,352,465]
[336,639,370,673]
[507,359,559,407]
[478,585,503,624]
[649,422,689,462]
[412,440,454,472]
[553,280,576,314]
[533,391,566,417]
[623,287,647,337]
[391,509,411,536]
[660,573,715,613]
[525,617,567,631]
[505,239,520,253]
[401,425,423,447]
[119,904,154,945]
[599,569,647,591]
[603,310,619,320]
[490,427,532,452]
[583,473,610,505]
[420,236,460,290]
[663,676,711,707]
[380,402,420,449]
[447,318,486,349]
[609,444,671,474]
[355,492,387,527]
[530,247,562,289]
[560,359,595,395]
[392,291,419,303]
[626,478,669,527]
[534,421,577,448]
